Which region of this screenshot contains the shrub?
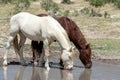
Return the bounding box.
[114,0,120,8]
[80,7,90,15]
[63,10,70,16]
[41,0,59,16]
[41,0,51,11]
[104,11,110,18]
[13,0,30,14]
[104,0,116,3]
[72,9,79,16]
[89,0,104,7]
[61,0,71,4]
[89,8,102,17]
[41,0,59,12]
[0,0,12,4]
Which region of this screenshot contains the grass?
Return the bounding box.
[87,39,120,59]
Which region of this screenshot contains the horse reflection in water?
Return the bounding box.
[31,67,49,80]
[79,69,91,80]
[14,66,26,80]
[2,67,8,80]
[61,70,73,80]
[2,66,91,80]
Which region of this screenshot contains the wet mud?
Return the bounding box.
[0,59,120,80]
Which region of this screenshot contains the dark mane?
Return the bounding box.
[56,16,87,49]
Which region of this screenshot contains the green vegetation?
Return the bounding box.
[0,0,120,59]
[0,0,30,14]
[87,39,120,58]
[87,0,120,8]
[61,0,71,4]
[41,0,59,16]
[89,0,104,7]
[114,0,120,8]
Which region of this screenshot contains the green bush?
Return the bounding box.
[114,0,120,8]
[80,7,90,15]
[63,10,70,16]
[90,8,102,17]
[13,0,30,14]
[0,0,15,4]
[0,0,30,14]
[41,0,59,11]
[72,9,79,16]
[41,0,51,11]
[104,0,116,3]
[89,0,104,7]
[61,0,71,4]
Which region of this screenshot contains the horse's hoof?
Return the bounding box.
[37,61,45,67]
[64,67,73,70]
[44,66,50,70]
[85,63,92,69]
[33,62,38,66]
[3,61,8,66]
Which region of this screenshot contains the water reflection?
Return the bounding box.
[2,65,91,80]
[14,66,26,80]
[31,67,50,80]
[3,66,8,80]
[79,69,91,80]
[61,69,73,80]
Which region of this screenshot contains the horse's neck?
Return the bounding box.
[72,30,87,50]
[72,24,87,50]
[79,37,87,49]
[49,16,71,50]
[55,34,71,50]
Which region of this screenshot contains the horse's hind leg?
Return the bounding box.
[18,32,26,66]
[3,35,15,66]
[37,41,45,66]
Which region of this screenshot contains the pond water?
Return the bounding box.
[0,59,120,80]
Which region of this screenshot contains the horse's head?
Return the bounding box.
[61,47,75,69]
[79,44,92,68]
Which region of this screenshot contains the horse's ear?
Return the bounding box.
[69,47,75,52]
[86,43,90,49]
[69,47,75,59]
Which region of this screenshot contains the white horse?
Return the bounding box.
[3,12,74,69]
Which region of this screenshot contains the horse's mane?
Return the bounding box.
[56,16,87,49]
[37,14,48,16]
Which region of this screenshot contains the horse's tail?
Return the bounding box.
[13,35,19,55]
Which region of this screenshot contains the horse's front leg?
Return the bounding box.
[32,41,45,66]
[18,32,26,66]
[42,39,50,70]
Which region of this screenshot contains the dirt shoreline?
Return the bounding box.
[0,47,120,66]
[1,57,120,67]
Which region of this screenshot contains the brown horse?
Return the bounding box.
[32,14,92,68]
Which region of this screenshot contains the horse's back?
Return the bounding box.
[10,12,67,41]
